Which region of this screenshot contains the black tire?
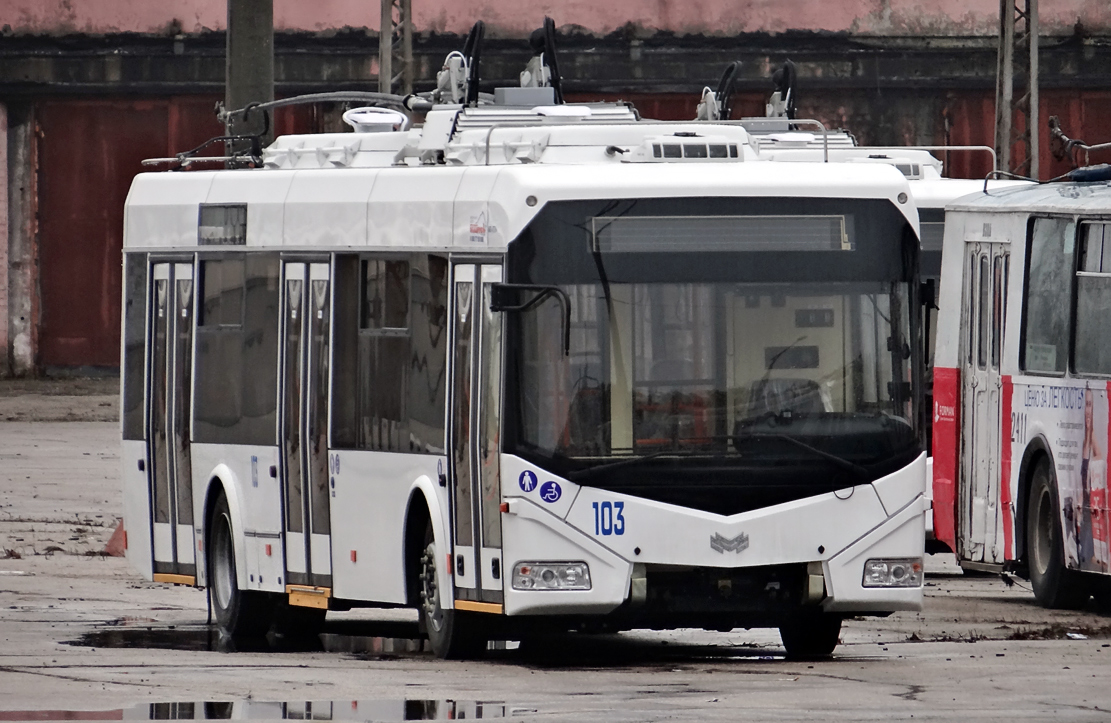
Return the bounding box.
[779,610,842,659]
[1027,458,1090,609]
[419,524,486,659]
[207,492,273,638]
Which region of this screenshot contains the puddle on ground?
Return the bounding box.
[66,620,428,655]
[0,700,526,721]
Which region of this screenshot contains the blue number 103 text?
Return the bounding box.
[592,501,625,536]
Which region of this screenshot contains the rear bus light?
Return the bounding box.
[862,558,923,588]
[512,562,591,591]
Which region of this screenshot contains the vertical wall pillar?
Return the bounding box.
[226,0,274,146]
[6,104,38,377]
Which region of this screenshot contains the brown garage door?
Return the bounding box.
[36,97,310,369]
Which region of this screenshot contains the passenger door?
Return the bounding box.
[279,261,333,594]
[148,261,197,583]
[960,244,1009,563]
[448,263,505,610]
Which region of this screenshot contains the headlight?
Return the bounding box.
[862,558,923,588]
[512,562,591,591]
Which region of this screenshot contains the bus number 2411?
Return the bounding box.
[1010,412,1027,443]
[592,501,625,536]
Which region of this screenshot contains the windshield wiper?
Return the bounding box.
[569,450,703,482]
[732,432,870,480]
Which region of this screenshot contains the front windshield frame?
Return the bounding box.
[501,197,924,483]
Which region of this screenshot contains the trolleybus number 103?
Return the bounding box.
[592,501,626,536]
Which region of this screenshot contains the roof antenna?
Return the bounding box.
[434,21,484,105]
[519,17,564,103]
[767,60,797,120]
[696,61,740,121]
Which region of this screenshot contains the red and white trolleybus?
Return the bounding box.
[933,178,1111,606]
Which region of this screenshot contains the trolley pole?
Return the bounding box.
[226,0,275,155]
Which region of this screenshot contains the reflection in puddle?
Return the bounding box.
[66,622,428,655]
[0,700,523,722]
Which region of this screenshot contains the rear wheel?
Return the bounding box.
[779,610,842,659]
[207,492,273,638]
[1027,458,1090,609]
[419,524,486,659]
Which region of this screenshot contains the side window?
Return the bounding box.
[1074,222,1111,374]
[194,254,281,444]
[332,254,449,454]
[977,255,989,369]
[1022,218,1075,374]
[122,253,148,440]
[991,255,1006,369]
[966,254,977,367]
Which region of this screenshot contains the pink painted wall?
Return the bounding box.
[3,0,1109,36]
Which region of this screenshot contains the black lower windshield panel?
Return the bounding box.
[503,197,923,515]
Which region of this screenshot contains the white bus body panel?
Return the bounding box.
[284,170,378,248]
[191,443,285,593]
[501,453,927,614]
[207,171,295,247]
[124,172,214,249]
[121,439,153,579]
[367,167,463,248]
[327,450,448,605]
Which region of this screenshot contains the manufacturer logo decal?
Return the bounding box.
[469,211,488,244]
[519,470,538,493]
[710,532,750,554]
[539,481,562,503]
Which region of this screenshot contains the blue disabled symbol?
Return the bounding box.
[519,470,538,492]
[539,481,562,503]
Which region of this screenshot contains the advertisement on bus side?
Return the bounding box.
[1014,380,1111,573]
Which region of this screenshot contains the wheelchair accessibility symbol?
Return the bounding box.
[539,481,562,503]
[518,470,538,493]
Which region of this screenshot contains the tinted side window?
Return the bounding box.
[1075,222,1111,375]
[122,253,148,441]
[194,254,280,444]
[409,254,449,453]
[332,254,449,454]
[1022,218,1074,374]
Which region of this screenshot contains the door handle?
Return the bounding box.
[138,459,145,472]
[269,465,278,478]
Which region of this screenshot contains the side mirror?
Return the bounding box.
[490,283,571,356]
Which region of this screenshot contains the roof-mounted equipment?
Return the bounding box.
[695,61,741,122]
[434,21,485,106]
[767,60,797,120]
[519,17,564,104]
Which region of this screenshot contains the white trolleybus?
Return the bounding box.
[121,57,932,661]
[932,173,1111,606]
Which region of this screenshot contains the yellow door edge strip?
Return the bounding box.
[153,573,196,586]
[453,600,503,615]
[286,585,331,610]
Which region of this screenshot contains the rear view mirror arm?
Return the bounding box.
[489,283,571,356]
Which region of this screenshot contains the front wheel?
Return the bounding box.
[779,610,842,659]
[1027,459,1090,609]
[207,492,273,639]
[419,525,486,659]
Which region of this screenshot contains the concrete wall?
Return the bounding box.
[3,0,1110,37]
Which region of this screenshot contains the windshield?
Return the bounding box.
[502,198,922,511]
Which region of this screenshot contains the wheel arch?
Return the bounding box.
[403,477,449,609]
[201,464,248,592]
[1015,435,1054,569]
